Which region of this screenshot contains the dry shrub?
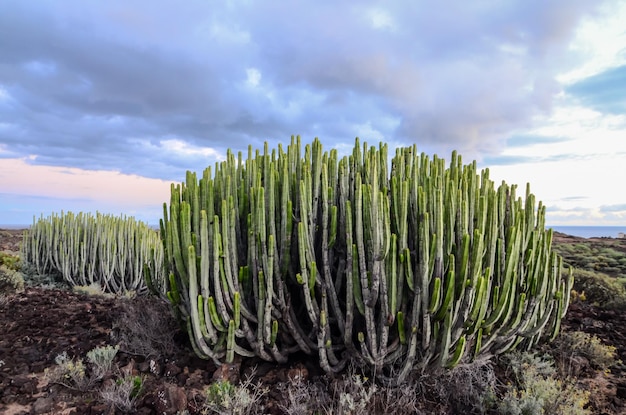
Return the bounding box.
[73,282,108,297]
[369,381,424,415]
[100,373,144,413]
[277,366,424,415]
[202,370,268,415]
[111,295,181,360]
[427,360,497,414]
[45,351,96,392]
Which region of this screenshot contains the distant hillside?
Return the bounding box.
[552,231,626,279]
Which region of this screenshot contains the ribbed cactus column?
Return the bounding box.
[161,136,572,383]
[22,212,164,295]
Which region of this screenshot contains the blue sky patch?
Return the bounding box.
[566,65,626,114]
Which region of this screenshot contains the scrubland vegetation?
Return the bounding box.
[1,137,625,413]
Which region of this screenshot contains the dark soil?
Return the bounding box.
[2,229,626,414]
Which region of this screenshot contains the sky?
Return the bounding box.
[1,0,625,227]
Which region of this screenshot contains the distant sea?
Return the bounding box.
[549,226,626,239]
[0,224,29,230]
[2,224,625,239]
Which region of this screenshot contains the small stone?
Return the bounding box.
[121,358,137,376]
[164,362,182,377]
[149,359,162,375]
[176,371,189,385]
[139,359,162,375]
[21,378,38,395]
[138,361,150,373]
[152,384,188,415]
[90,403,113,414]
[11,374,30,387]
[260,368,280,384]
[32,396,55,414]
[212,362,241,384]
[287,363,309,383]
[136,407,153,415]
[184,369,205,389]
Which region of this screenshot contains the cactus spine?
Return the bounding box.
[162,137,571,383]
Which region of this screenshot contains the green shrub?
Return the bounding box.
[553,241,626,279]
[0,251,21,270]
[204,374,267,415]
[570,268,626,309]
[0,252,24,294]
[87,344,119,379]
[0,264,24,294]
[45,351,94,392]
[497,352,590,415]
[555,331,617,371]
[19,261,68,290]
[47,345,143,413]
[206,380,237,408]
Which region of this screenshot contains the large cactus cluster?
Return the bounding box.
[162,137,572,383]
[22,211,164,295]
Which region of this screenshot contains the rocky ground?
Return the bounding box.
[2,229,626,414]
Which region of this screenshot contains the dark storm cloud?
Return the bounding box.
[0,0,614,181]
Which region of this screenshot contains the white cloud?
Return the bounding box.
[208,22,251,44]
[0,85,10,101]
[23,61,57,77]
[558,1,626,83]
[246,67,262,87]
[366,8,395,31]
[160,139,224,159]
[547,206,626,226]
[498,43,528,57]
[354,121,385,142]
[487,152,626,225]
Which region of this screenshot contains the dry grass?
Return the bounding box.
[111,295,181,360]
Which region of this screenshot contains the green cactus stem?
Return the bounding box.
[159,136,572,384]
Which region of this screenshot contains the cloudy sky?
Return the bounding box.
[1,0,625,227]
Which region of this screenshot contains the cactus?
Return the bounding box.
[162,136,571,383]
[22,212,164,295]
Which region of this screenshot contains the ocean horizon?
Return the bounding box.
[549,226,626,239]
[3,224,625,239]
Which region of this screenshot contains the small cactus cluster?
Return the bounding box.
[22,211,164,295]
[159,136,571,383]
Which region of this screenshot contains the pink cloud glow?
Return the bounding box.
[0,157,171,209]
